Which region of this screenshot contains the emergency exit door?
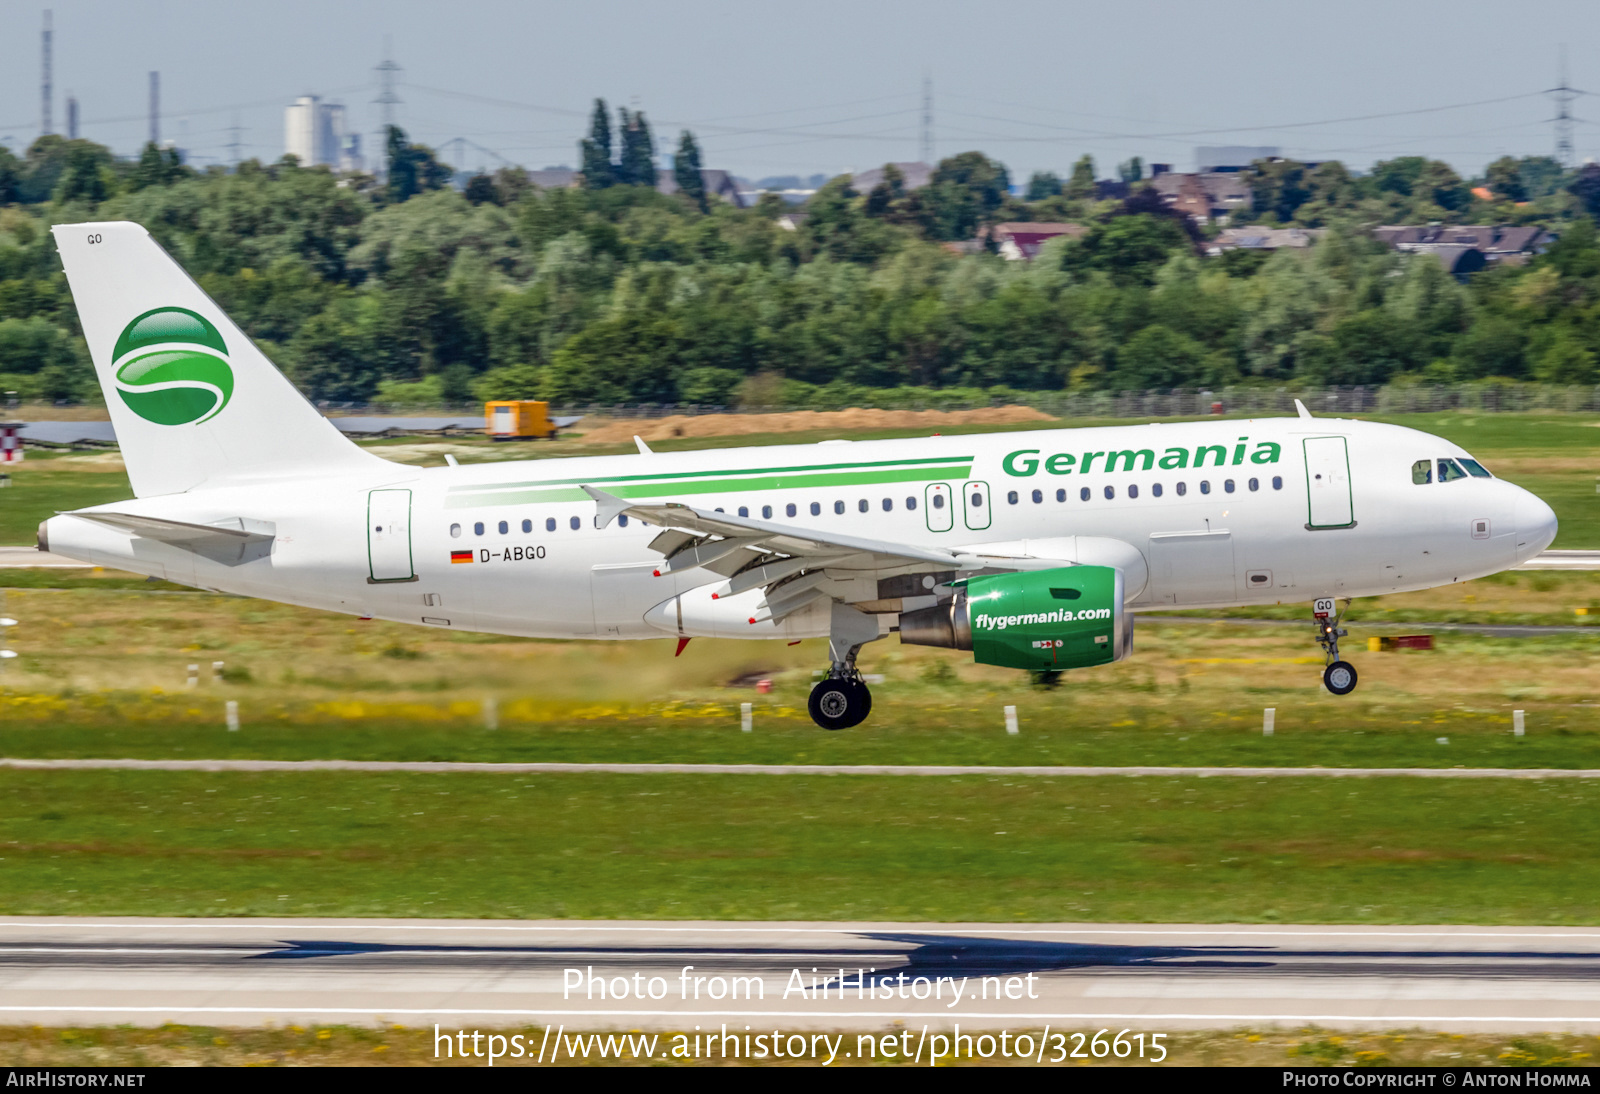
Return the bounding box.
[924,482,953,532]
[962,480,992,531]
[367,488,417,583]
[1303,437,1355,529]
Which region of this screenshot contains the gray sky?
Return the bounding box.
[4,0,1599,182]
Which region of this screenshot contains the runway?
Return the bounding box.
[4,918,1600,1032]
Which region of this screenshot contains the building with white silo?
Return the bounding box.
[284,95,363,172]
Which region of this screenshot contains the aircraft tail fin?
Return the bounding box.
[52,221,385,497]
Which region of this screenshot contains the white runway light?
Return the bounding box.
[224,700,239,733]
[1004,705,1019,735]
[484,697,499,731]
[1514,709,1526,736]
[1263,708,1275,736]
[740,702,753,733]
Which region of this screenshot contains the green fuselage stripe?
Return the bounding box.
[444,463,974,510]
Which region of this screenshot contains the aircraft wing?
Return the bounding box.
[581,485,1066,623]
[65,511,276,566]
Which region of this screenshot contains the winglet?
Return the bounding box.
[1294,398,1313,420]
[634,435,654,455]
[580,484,631,529]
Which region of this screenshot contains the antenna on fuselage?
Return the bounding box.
[1294,399,1313,420]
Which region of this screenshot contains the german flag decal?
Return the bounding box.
[450,550,474,564]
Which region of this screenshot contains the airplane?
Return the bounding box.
[38,221,1560,729]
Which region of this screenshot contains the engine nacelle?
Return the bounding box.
[899,565,1132,671]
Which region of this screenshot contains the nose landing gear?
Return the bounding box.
[1313,597,1359,696]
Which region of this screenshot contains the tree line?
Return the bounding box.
[2,113,1599,408]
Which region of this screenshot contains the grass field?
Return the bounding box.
[0,1024,1591,1067]
[5,770,1600,922]
[0,573,1598,767]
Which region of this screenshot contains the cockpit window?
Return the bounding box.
[1437,458,1469,483]
[1458,457,1492,479]
[1412,460,1432,485]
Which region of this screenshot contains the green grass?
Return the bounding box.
[0,459,134,544]
[1363,411,1600,453]
[5,770,1600,922]
[5,695,1600,768]
[1495,472,1600,549]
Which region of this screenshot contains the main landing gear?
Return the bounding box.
[807,602,882,730]
[808,673,872,731]
[1312,597,1359,696]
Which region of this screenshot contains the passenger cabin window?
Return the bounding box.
[569,516,581,530]
[906,496,918,510]
[474,522,485,536]
[1412,460,1432,485]
[1438,458,1469,483]
[1272,476,1283,490]
[498,521,509,534]
[1199,481,1211,495]
[1128,484,1139,499]
[834,501,846,515]
[521,519,532,533]
[858,499,869,513]
[1079,487,1091,501]
[786,503,797,517]
[882,498,893,511]
[1007,490,1019,505]
[1459,457,1492,478]
[1152,483,1163,497]
[810,502,822,516]
[1247,478,1259,492]
[932,494,945,510]
[738,506,749,518]
[1176,482,1187,496]
[546,517,556,532]
[449,523,461,538]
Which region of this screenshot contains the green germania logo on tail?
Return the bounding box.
[111,307,233,425]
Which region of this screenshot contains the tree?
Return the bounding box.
[385,126,452,204]
[130,141,183,191]
[54,141,115,203]
[1570,164,1600,221]
[1117,157,1143,183]
[617,108,656,187]
[1485,156,1527,203]
[1066,155,1095,200]
[673,130,707,212]
[579,98,614,190]
[1025,170,1062,200]
[0,146,19,204]
[922,151,1011,241]
[464,173,498,205]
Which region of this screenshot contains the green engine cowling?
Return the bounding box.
[898,565,1131,671]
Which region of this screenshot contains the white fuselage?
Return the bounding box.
[44,416,1558,642]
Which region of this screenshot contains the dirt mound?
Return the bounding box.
[580,406,1056,444]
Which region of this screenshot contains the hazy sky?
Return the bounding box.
[4,0,1600,182]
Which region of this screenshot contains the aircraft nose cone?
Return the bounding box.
[1514,490,1558,562]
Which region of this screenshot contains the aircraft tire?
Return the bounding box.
[808,677,871,730]
[1323,660,1358,696]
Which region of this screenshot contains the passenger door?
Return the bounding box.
[367,488,416,583]
[1303,436,1355,529]
[962,480,992,532]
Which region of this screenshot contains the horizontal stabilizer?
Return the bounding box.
[67,511,275,566]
